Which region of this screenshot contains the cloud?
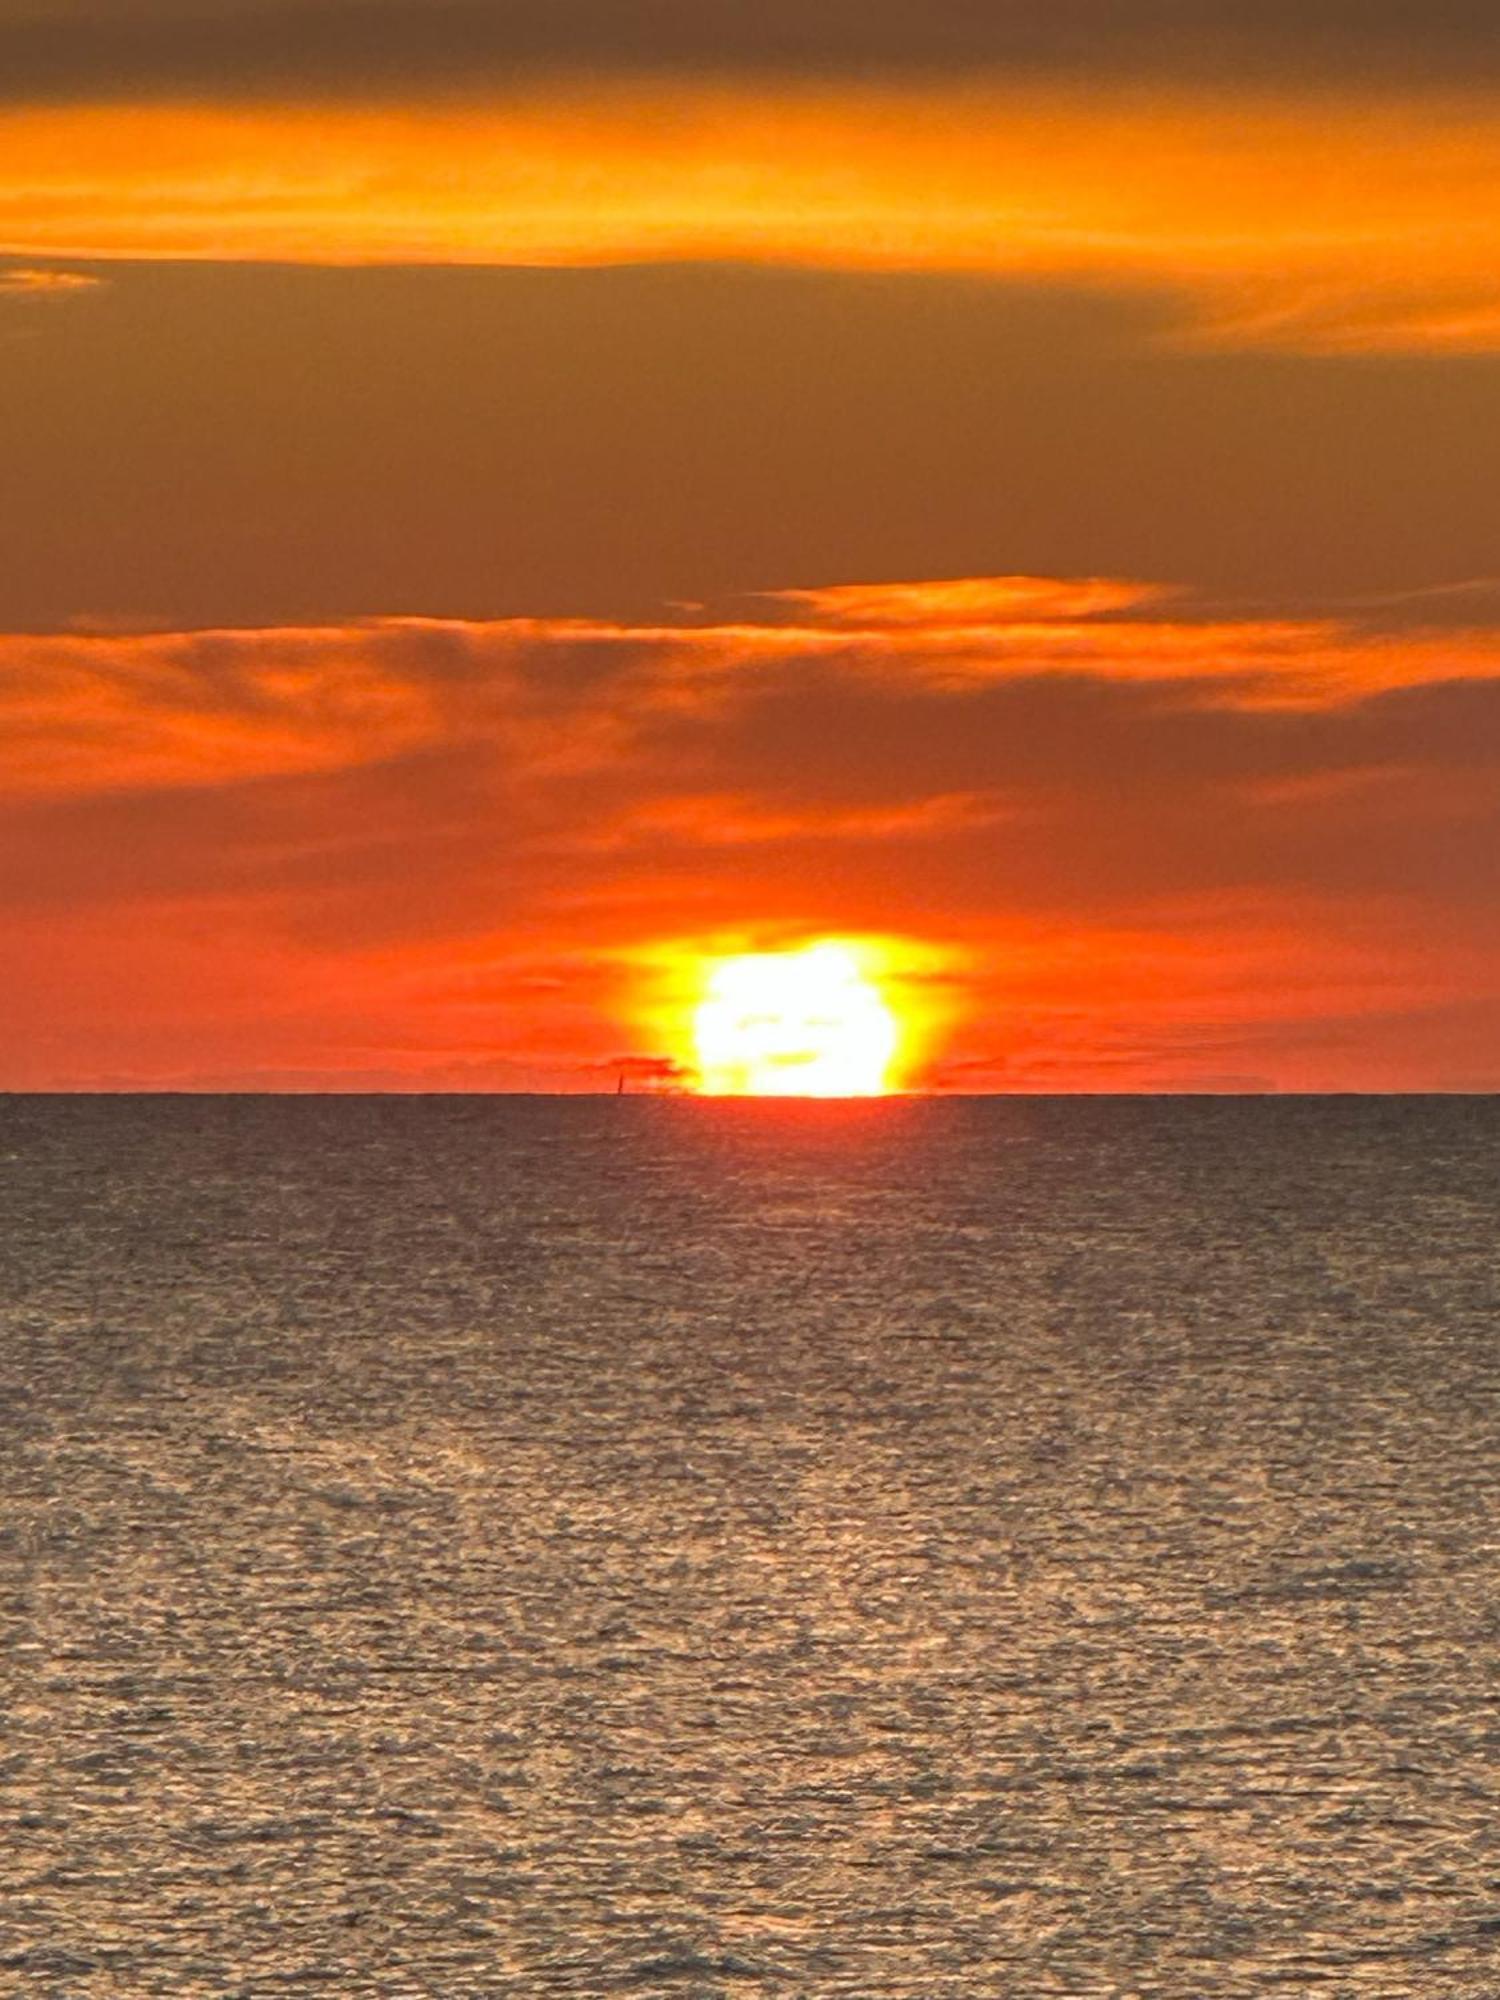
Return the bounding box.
[0,576,1497,1090]
[7,587,1500,808]
[4,87,1500,351]
[760,577,1169,628]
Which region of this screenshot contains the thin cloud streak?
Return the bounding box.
[0,264,105,298]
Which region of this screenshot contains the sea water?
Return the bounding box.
[2,1095,1497,1995]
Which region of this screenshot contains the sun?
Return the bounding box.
[692,941,899,1097]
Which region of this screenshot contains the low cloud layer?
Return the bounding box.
[3,580,1496,1091]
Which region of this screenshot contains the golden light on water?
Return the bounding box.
[692,941,899,1097]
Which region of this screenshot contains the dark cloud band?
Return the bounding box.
[2,0,1497,101]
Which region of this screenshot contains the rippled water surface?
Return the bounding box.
[2,1095,1498,1996]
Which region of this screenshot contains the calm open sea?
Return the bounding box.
[2,1096,1497,1996]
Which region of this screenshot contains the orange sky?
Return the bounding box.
[2,3,1498,1091]
[4,584,1497,1091]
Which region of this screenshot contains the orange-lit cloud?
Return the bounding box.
[9,591,1500,806]
[2,578,1497,1092]
[4,86,1500,350]
[761,577,1171,628]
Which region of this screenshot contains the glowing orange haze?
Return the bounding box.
[6,83,1500,350]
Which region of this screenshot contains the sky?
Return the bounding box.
[3,1,1498,1091]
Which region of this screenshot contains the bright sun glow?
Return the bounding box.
[693,941,899,1097]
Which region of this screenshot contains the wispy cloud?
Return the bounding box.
[760,577,1170,627]
[3,88,1500,350]
[7,584,1500,803]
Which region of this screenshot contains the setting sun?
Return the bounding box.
[692,942,899,1097]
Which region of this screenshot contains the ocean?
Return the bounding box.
[2,1095,1497,1996]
